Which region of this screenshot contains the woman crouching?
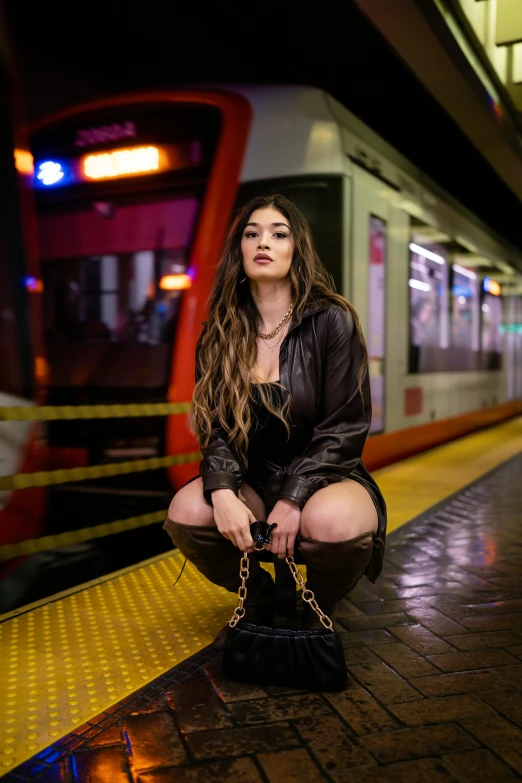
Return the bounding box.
[164,193,386,633]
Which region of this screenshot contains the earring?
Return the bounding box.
[239,276,247,284]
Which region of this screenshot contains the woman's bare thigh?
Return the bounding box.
[300,477,378,541]
[168,477,266,526]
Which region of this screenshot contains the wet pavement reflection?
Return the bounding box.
[3,454,522,782]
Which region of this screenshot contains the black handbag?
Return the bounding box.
[221,522,347,692]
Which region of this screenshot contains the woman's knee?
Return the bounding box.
[300,504,353,542]
[168,477,215,527]
[300,480,378,542]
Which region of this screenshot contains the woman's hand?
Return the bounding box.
[211,489,255,551]
[266,499,301,558]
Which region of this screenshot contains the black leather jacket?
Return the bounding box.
[197,300,386,581]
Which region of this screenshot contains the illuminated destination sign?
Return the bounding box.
[82,146,162,180]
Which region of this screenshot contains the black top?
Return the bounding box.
[247,382,293,469]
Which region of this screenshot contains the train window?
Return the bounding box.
[408,219,505,372]
[41,196,198,394]
[450,264,480,352]
[481,290,503,369]
[0,270,32,399]
[234,176,343,293]
[42,252,187,391]
[368,215,386,433]
[408,238,449,373]
[505,295,521,399]
[515,296,522,397]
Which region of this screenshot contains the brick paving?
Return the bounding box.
[3,453,522,782]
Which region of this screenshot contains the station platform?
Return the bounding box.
[1,417,522,782]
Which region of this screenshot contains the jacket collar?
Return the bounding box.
[287,299,329,334]
[300,301,329,318]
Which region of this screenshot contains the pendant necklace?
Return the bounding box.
[261,326,287,353]
[257,305,294,340]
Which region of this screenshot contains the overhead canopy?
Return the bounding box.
[354,0,522,203]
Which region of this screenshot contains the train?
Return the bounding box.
[2,84,522,564]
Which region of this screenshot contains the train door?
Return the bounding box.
[511,295,522,400]
[350,165,390,434]
[518,296,522,399]
[505,294,522,401]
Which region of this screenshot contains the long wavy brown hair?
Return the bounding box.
[190,194,367,457]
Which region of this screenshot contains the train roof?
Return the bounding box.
[227,84,522,279]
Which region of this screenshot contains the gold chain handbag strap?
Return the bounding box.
[228,552,250,628]
[228,544,333,631]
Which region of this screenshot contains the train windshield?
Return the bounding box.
[32,103,221,401]
[41,195,197,393]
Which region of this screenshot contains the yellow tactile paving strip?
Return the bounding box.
[0,553,237,774]
[0,414,521,775]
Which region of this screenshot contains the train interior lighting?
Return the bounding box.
[409,278,431,291]
[409,242,446,265]
[452,263,477,280]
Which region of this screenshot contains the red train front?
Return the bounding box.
[29,91,252,493]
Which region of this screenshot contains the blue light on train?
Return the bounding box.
[36,160,65,186]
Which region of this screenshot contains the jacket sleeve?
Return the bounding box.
[195,343,244,505]
[279,307,371,509]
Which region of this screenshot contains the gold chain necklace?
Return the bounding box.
[257,305,294,340]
